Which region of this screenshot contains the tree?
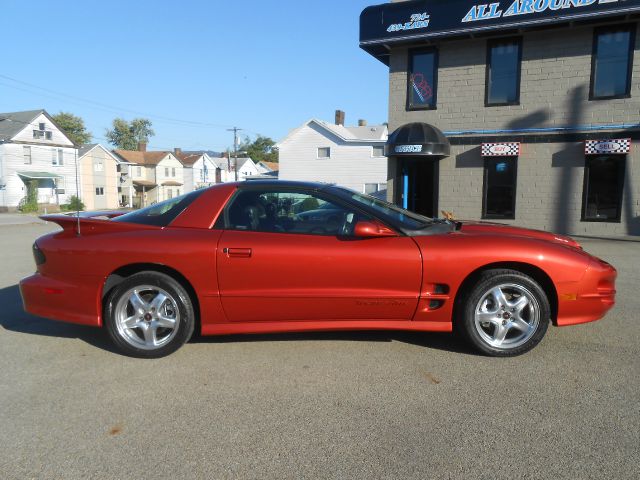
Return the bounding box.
[52,112,92,145]
[238,135,278,163]
[105,118,155,150]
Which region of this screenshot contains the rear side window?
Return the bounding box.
[113,189,205,226]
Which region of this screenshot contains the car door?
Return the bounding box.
[216,187,422,322]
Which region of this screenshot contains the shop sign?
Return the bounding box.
[395,145,424,154]
[387,12,430,33]
[361,0,640,46]
[481,142,520,156]
[585,139,631,155]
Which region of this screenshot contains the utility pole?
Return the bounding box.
[227,127,242,181]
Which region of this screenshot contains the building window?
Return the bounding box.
[137,167,142,176]
[167,189,173,200]
[364,183,387,198]
[52,148,63,166]
[582,156,625,222]
[177,189,181,197]
[486,38,522,106]
[94,161,103,172]
[482,157,517,219]
[165,167,169,176]
[172,167,176,177]
[23,146,32,164]
[372,146,385,157]
[408,48,438,110]
[95,187,104,196]
[318,147,331,159]
[591,25,635,100]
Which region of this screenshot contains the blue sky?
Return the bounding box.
[0,0,388,152]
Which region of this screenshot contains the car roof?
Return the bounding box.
[236,180,334,190]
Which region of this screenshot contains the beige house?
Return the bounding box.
[78,144,133,210]
[114,143,186,208]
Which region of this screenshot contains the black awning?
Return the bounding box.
[385,123,450,157]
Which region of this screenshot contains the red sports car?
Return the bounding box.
[20,181,617,358]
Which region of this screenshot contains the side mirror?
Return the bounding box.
[353,221,397,238]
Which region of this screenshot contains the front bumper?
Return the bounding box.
[20,273,102,327]
[556,257,617,327]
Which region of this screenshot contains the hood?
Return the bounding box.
[458,221,582,249]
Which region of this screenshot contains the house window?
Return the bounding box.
[177,189,181,197]
[39,123,45,130]
[364,184,380,194]
[372,146,385,157]
[483,157,517,219]
[317,147,331,159]
[137,167,142,176]
[165,167,169,176]
[52,148,64,166]
[582,156,625,222]
[23,146,32,164]
[591,25,635,100]
[94,161,104,172]
[56,178,66,193]
[33,129,52,140]
[96,187,104,196]
[172,167,176,177]
[167,189,173,200]
[408,48,438,110]
[486,38,522,106]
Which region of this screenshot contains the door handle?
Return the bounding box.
[223,248,252,258]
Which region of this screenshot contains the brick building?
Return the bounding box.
[360,0,640,236]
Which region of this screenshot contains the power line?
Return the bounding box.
[0,73,264,136]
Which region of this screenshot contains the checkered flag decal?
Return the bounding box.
[481,143,520,157]
[585,139,631,155]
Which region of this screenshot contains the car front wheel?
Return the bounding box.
[104,272,195,358]
[458,269,550,357]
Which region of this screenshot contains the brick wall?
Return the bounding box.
[384,20,640,236]
[388,22,640,133]
[437,142,640,236]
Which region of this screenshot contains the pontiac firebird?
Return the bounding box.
[20,181,617,358]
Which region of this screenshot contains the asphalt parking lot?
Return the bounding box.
[0,222,638,479]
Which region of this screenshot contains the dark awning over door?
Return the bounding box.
[385,123,450,157]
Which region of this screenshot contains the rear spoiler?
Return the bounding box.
[40,213,158,236]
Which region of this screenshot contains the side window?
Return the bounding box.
[483,157,517,220]
[223,190,369,236]
[582,155,625,222]
[486,37,522,106]
[408,48,438,110]
[591,25,635,100]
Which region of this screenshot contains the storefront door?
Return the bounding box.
[401,159,439,218]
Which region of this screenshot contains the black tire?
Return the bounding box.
[457,269,550,357]
[104,272,195,358]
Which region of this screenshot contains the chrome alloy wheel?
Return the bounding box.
[114,285,181,350]
[473,283,540,350]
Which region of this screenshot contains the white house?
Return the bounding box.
[277,113,388,196]
[175,149,220,190]
[0,109,79,211]
[113,144,186,208]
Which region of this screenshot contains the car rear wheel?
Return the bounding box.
[105,272,195,358]
[458,269,550,357]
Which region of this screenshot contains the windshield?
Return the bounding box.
[348,191,432,230]
[112,189,205,227]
